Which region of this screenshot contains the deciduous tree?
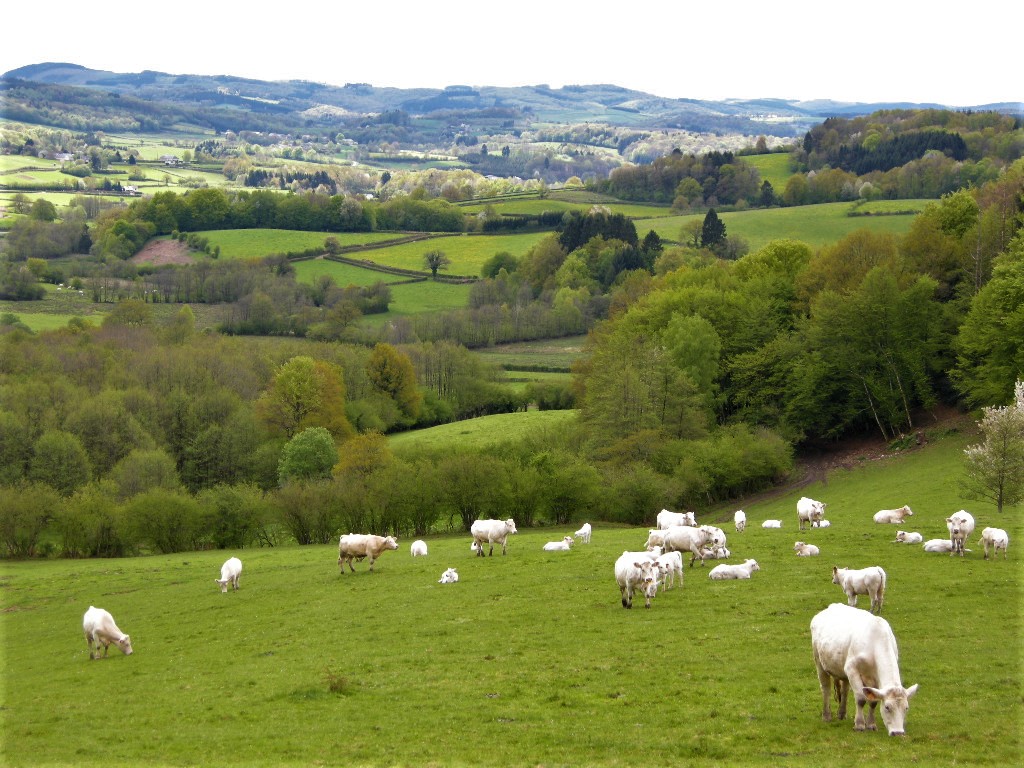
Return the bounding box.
[962,380,1024,514]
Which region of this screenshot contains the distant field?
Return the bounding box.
[745,152,795,191]
[638,201,928,251]
[473,335,587,371]
[292,259,402,287]
[344,232,551,276]
[201,230,402,260]
[363,280,473,319]
[388,409,579,452]
[458,196,673,219]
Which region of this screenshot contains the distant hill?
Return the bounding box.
[6,61,1019,138]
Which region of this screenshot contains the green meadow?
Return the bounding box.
[388,410,578,452]
[343,232,551,276]
[473,336,587,372]
[744,152,796,191]
[2,427,1019,767]
[201,230,403,260]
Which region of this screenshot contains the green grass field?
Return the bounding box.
[201,230,403,260]
[1,427,1019,767]
[744,153,795,192]
[638,201,927,252]
[388,409,578,452]
[343,232,551,276]
[458,197,674,219]
[472,336,587,372]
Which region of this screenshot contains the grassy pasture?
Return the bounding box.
[639,201,926,252]
[292,258,404,288]
[200,229,402,260]
[458,197,673,219]
[344,232,551,276]
[388,409,578,452]
[1,429,1020,767]
[744,152,795,192]
[473,335,588,372]
[360,280,475,321]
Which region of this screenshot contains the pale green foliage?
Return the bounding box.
[962,380,1024,513]
[277,427,338,486]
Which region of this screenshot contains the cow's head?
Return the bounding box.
[901,506,913,517]
[746,559,760,572]
[117,634,133,656]
[505,519,518,534]
[946,517,965,536]
[636,561,659,598]
[384,536,399,550]
[216,578,229,593]
[831,566,843,584]
[863,683,918,736]
[895,531,908,542]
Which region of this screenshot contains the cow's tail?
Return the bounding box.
[877,566,887,600]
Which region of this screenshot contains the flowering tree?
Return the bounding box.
[962,380,1024,513]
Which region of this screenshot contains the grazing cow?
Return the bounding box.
[815,519,832,528]
[946,510,976,557]
[661,525,716,567]
[215,556,242,593]
[701,525,728,550]
[734,510,746,533]
[410,540,428,557]
[979,527,1009,560]
[438,568,459,584]
[338,533,399,573]
[657,509,696,529]
[894,531,923,544]
[873,505,913,525]
[794,541,820,557]
[82,606,133,660]
[708,559,760,580]
[797,497,826,531]
[470,518,517,557]
[574,523,592,544]
[543,536,574,551]
[923,539,955,553]
[470,541,481,553]
[762,519,783,528]
[614,552,659,609]
[655,551,684,591]
[810,603,919,736]
[832,566,886,614]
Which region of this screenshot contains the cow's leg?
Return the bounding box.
[836,679,849,720]
[620,585,631,609]
[847,592,857,608]
[488,542,494,556]
[367,555,375,572]
[817,667,833,722]
[501,539,507,555]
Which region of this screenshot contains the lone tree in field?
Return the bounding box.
[962,379,1024,513]
[700,208,726,249]
[423,249,450,279]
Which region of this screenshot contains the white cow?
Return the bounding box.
[708,559,760,580]
[922,539,955,553]
[338,533,399,573]
[894,531,923,544]
[614,552,659,609]
[794,541,820,557]
[698,545,731,560]
[655,551,684,591]
[762,519,783,528]
[410,540,428,557]
[810,603,919,735]
[470,518,517,557]
[734,510,746,533]
[215,556,242,593]
[815,519,832,528]
[82,606,133,660]
[662,525,716,567]
[832,566,886,614]
[573,523,592,544]
[438,567,459,584]
[797,497,826,530]
[657,509,696,529]
[946,510,976,557]
[701,525,728,549]
[873,505,913,525]
[645,529,667,550]
[543,536,574,551]
[979,527,1009,560]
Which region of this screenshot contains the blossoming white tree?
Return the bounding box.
[962,380,1024,513]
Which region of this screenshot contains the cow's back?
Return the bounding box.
[811,603,894,677]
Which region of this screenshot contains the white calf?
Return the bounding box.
[645,529,667,550]
[708,559,760,580]
[873,505,913,525]
[797,497,826,530]
[810,603,918,736]
[979,527,1009,560]
[655,551,684,591]
[573,523,592,544]
[698,545,731,560]
[410,540,428,557]
[762,519,782,528]
[832,566,886,614]
[794,541,820,557]
[945,510,976,557]
[734,510,746,533]
[543,536,574,551]
[893,531,923,544]
[215,556,242,592]
[438,567,459,584]
[815,519,831,528]
[471,518,518,557]
[922,539,955,553]
[82,606,133,660]
[614,552,659,609]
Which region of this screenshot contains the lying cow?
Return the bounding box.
[873,505,913,525]
[832,566,886,614]
[810,603,918,735]
[614,551,659,609]
[946,510,975,557]
[708,559,760,580]
[470,518,517,557]
[574,523,592,544]
[83,606,133,660]
[543,536,574,551]
[814,519,831,528]
[762,519,783,528]
[698,545,731,560]
[215,556,242,593]
[734,510,746,533]
[657,508,696,529]
[438,568,459,584]
[894,530,923,544]
[797,497,826,530]
[338,533,399,573]
[923,539,955,553]
[410,540,428,557]
[794,541,820,557]
[979,527,1009,560]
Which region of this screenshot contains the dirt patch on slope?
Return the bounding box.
[131,239,194,266]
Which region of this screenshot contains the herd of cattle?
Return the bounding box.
[82,494,1011,738]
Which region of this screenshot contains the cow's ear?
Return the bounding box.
[905,684,919,698]
[862,687,882,702]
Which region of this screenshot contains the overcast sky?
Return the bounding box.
[2,1,1019,108]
